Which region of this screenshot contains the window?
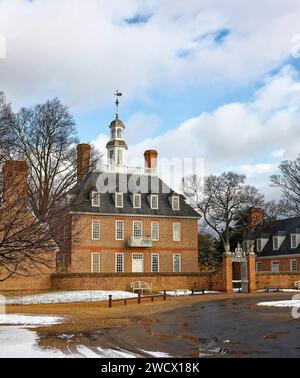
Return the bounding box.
[117,150,122,165]
[92,220,100,240]
[111,129,115,139]
[133,221,142,239]
[115,193,123,208]
[271,261,280,273]
[256,261,262,272]
[151,195,158,209]
[257,239,262,253]
[109,150,114,160]
[173,253,181,273]
[117,128,122,139]
[151,253,159,272]
[91,191,101,207]
[273,237,279,251]
[115,253,124,272]
[290,259,297,272]
[116,220,124,240]
[151,221,159,241]
[291,234,297,249]
[91,253,100,273]
[173,222,181,241]
[172,196,180,210]
[133,194,141,209]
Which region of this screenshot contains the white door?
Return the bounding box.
[132,253,144,272]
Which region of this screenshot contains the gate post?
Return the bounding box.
[247,250,257,293]
[223,251,233,293]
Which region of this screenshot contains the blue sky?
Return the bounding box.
[1,0,300,199]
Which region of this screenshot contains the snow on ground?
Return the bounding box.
[257,289,300,293]
[140,349,171,358]
[257,300,300,308]
[0,314,64,325]
[0,290,138,305]
[160,290,221,296]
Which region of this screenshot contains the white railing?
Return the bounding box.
[96,164,157,176]
[127,236,152,248]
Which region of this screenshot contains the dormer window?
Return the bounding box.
[273,236,279,251]
[91,191,101,207]
[151,195,158,210]
[291,234,297,249]
[257,239,262,253]
[133,194,141,209]
[172,196,180,211]
[115,193,123,208]
[117,128,122,139]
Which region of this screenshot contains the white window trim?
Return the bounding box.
[133,194,141,209]
[115,253,124,272]
[151,221,160,241]
[92,220,100,240]
[172,196,180,211]
[115,220,124,240]
[290,259,297,272]
[91,191,100,207]
[151,253,160,273]
[115,193,123,208]
[257,239,262,253]
[91,253,101,273]
[173,253,182,273]
[271,260,280,273]
[133,220,143,239]
[173,222,181,242]
[256,261,262,272]
[273,236,279,251]
[291,234,297,249]
[151,195,159,210]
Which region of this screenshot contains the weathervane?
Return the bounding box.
[114,90,122,118]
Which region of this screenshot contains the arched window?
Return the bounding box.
[111,129,115,139]
[117,128,122,139]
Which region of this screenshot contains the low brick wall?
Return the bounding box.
[0,274,52,291]
[257,272,300,289]
[52,271,224,292]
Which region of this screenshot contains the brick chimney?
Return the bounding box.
[3,160,29,203]
[248,207,264,228]
[144,150,158,170]
[77,144,91,183]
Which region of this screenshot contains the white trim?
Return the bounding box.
[173,222,181,242]
[172,196,180,211]
[291,234,297,249]
[133,194,141,209]
[151,253,160,273]
[91,253,101,273]
[151,194,159,210]
[115,252,124,272]
[92,220,100,240]
[70,211,200,220]
[132,253,144,273]
[115,220,124,240]
[115,193,123,208]
[151,221,160,241]
[133,220,143,239]
[173,253,181,273]
[273,236,279,251]
[91,191,100,207]
[290,259,297,272]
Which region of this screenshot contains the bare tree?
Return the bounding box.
[271,156,300,216]
[12,98,100,221]
[0,92,14,162]
[183,172,264,252]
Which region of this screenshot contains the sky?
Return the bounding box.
[1,0,300,199]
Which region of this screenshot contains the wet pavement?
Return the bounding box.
[37,295,300,358]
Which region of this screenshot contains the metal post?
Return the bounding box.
[108,295,112,308]
[163,290,166,301]
[151,296,154,302]
[138,291,141,304]
[124,299,127,305]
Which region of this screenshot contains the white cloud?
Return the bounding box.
[93,65,300,199]
[1,0,300,108]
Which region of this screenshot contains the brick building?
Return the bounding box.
[244,208,300,274]
[58,113,200,274]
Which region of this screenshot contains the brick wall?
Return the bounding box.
[256,256,300,272]
[68,214,199,274]
[256,272,300,289]
[0,273,53,291]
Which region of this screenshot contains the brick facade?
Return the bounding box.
[256,256,300,273]
[62,214,199,274]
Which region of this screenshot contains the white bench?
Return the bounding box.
[294,280,300,290]
[130,281,153,294]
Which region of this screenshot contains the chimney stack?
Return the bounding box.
[3,160,29,203]
[77,144,91,183]
[248,207,264,228]
[144,150,158,170]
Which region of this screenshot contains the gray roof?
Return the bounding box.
[68,171,200,218]
[244,216,300,257]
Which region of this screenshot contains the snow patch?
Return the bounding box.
[0,314,64,325]
[140,349,171,358]
[257,300,300,308]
